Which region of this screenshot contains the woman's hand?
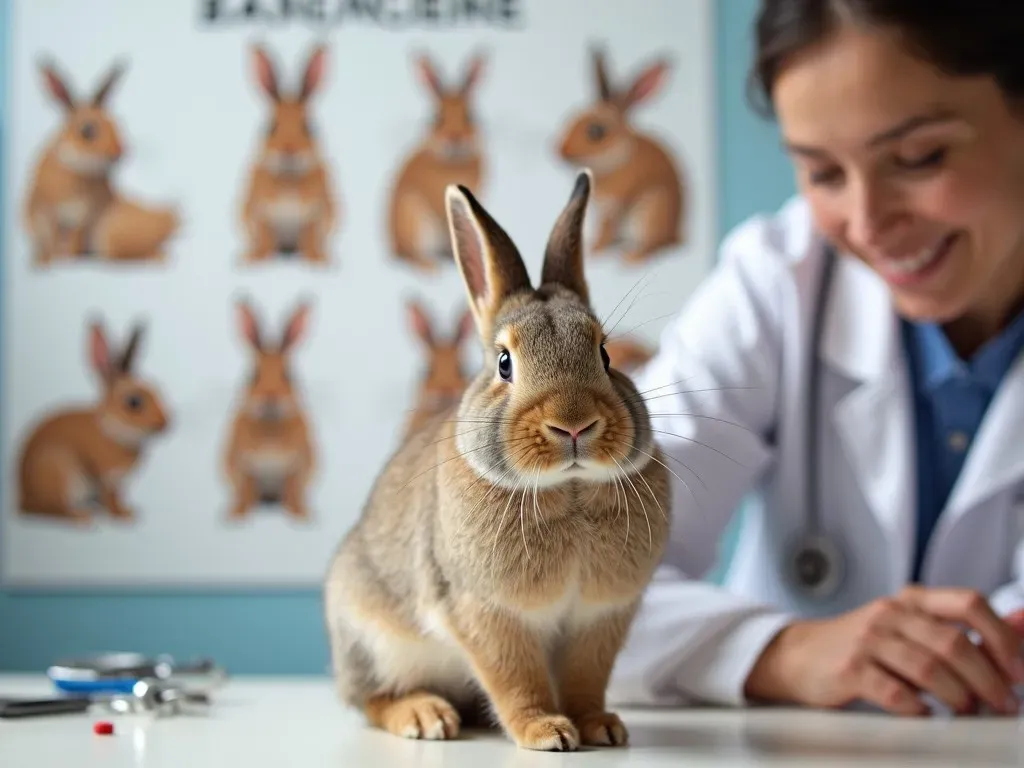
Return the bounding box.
[744,586,1024,715]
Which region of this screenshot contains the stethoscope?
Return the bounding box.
[783,243,848,600]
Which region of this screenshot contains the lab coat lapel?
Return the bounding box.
[820,252,916,584]
[943,352,1024,523]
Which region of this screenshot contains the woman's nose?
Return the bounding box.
[845,181,907,251]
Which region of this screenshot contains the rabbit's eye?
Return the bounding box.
[79,121,97,141]
[586,122,606,142]
[600,343,610,372]
[497,350,513,382]
[124,393,143,411]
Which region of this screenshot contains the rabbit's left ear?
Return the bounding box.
[300,44,327,101]
[119,322,144,373]
[406,299,434,347]
[541,169,592,304]
[92,60,126,107]
[622,56,671,110]
[459,52,486,96]
[281,300,312,353]
[454,308,475,345]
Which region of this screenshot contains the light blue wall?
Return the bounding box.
[0,0,794,674]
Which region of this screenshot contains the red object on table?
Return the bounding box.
[93,720,115,735]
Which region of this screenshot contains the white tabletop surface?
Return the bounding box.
[1,673,1022,767]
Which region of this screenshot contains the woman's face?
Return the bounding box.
[773,24,1024,339]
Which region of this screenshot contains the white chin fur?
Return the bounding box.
[464,451,651,491]
[58,144,114,177]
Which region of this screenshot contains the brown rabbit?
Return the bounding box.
[555,45,685,264]
[324,170,670,751]
[402,298,475,439]
[23,57,177,265]
[602,336,654,375]
[223,298,316,521]
[17,320,170,524]
[240,43,338,265]
[387,52,486,273]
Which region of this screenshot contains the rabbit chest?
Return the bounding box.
[259,193,321,243]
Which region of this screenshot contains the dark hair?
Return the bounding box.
[748,1,1024,117]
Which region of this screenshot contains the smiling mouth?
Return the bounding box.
[875,231,960,286]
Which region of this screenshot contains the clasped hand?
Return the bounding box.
[745,586,1024,715]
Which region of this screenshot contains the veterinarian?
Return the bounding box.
[608,0,1024,717]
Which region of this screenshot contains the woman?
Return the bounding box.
[608,0,1024,717]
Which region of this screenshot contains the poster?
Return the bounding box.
[0,0,716,587]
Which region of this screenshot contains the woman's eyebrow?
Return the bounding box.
[782,108,964,157]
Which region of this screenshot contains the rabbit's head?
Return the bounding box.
[236,298,311,423]
[556,46,671,173]
[443,169,656,488]
[89,320,170,442]
[39,58,126,177]
[251,43,327,176]
[415,52,486,163]
[407,298,474,414]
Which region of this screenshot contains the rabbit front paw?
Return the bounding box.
[370,692,461,741]
[510,713,580,752]
[573,711,628,747]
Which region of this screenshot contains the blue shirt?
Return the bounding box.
[902,309,1024,581]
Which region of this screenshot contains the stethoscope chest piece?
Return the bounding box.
[786,532,845,600]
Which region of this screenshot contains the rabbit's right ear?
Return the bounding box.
[541,169,592,304]
[406,299,434,348]
[590,44,613,103]
[622,56,671,111]
[236,300,263,351]
[88,320,113,383]
[445,184,531,335]
[38,59,76,111]
[251,44,280,102]
[415,53,445,100]
[91,60,126,107]
[459,52,486,97]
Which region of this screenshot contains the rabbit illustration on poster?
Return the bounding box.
[386,51,487,274]
[239,43,338,266]
[555,45,686,265]
[16,319,171,525]
[23,57,180,267]
[222,298,317,522]
[402,298,475,439]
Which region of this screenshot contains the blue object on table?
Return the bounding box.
[47,652,223,697]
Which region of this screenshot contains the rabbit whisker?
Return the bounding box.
[599,270,654,332]
[519,475,531,562]
[606,310,680,342]
[630,376,699,397]
[489,465,531,582]
[455,440,535,544]
[602,281,656,342]
[642,412,759,438]
[607,429,705,512]
[647,427,749,469]
[613,456,652,556]
[636,386,763,405]
[395,433,534,493]
[624,453,668,525]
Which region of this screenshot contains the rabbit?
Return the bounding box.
[602,336,654,375]
[23,57,177,266]
[324,170,671,752]
[555,45,686,264]
[386,51,486,273]
[17,319,170,525]
[240,43,338,265]
[402,298,475,439]
[223,297,317,521]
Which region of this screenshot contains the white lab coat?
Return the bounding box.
[607,195,1024,708]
